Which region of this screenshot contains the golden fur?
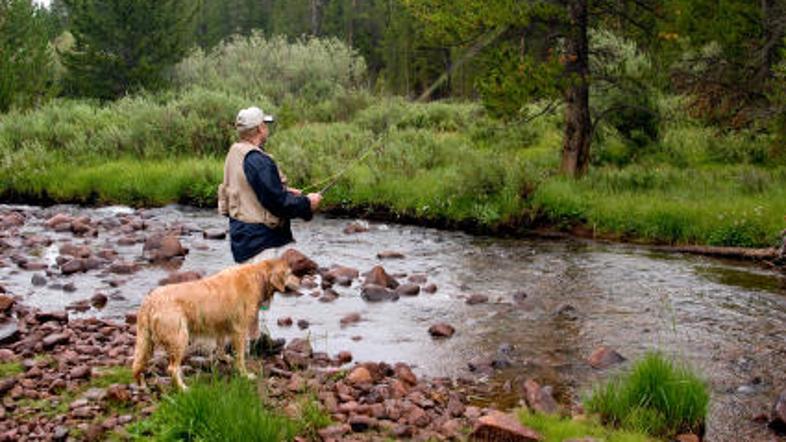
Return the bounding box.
[131,258,297,390]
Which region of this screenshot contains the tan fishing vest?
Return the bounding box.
[218,141,281,228]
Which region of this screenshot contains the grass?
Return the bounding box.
[128,375,302,442]
[0,361,22,378]
[518,409,654,442]
[584,352,709,438]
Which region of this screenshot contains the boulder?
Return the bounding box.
[470,410,542,442]
[522,379,560,414]
[364,266,398,289]
[429,323,455,338]
[361,284,398,302]
[587,346,625,369]
[281,249,318,277]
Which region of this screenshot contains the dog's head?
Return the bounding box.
[268,259,300,294]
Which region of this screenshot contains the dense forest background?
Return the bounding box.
[1,0,786,247]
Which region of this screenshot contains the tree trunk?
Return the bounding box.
[560,0,591,177]
[310,0,322,36]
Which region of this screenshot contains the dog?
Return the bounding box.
[131,258,298,390]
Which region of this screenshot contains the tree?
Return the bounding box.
[0,0,56,112]
[62,0,199,99]
[403,0,659,177]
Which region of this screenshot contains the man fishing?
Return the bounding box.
[218,106,322,355]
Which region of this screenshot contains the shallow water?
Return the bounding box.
[1,204,785,441]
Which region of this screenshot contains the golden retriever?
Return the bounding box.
[131,258,298,390]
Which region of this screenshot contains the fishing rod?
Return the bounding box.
[301,135,385,195]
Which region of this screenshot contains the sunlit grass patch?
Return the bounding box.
[517,409,653,442]
[585,352,709,438]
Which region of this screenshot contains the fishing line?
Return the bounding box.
[301,135,386,194]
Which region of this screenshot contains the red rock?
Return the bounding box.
[377,251,405,259]
[347,367,373,386]
[406,404,430,427]
[281,249,318,276]
[394,363,418,386]
[466,293,489,305]
[523,379,559,414]
[364,266,399,289]
[0,349,16,363]
[124,313,137,325]
[324,266,359,284]
[143,233,187,262]
[45,213,72,228]
[202,229,226,240]
[587,346,625,369]
[90,293,108,309]
[447,393,465,417]
[42,333,70,349]
[337,351,353,364]
[395,283,420,296]
[318,424,351,440]
[423,283,438,293]
[470,410,542,441]
[0,295,14,313]
[340,313,362,326]
[277,316,293,327]
[69,365,91,380]
[319,289,339,303]
[109,261,140,275]
[429,323,455,338]
[361,284,398,302]
[158,271,203,286]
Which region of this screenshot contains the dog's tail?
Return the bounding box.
[131,302,154,387]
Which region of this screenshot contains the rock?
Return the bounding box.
[277,317,293,327]
[0,295,15,313]
[770,388,786,434]
[203,229,227,240]
[318,424,351,440]
[523,379,560,414]
[395,283,420,296]
[0,319,19,345]
[394,363,417,386]
[281,249,318,277]
[19,261,47,271]
[337,351,353,364]
[364,266,399,289]
[408,274,428,284]
[377,251,405,259]
[675,434,700,442]
[31,273,47,286]
[109,260,140,275]
[286,338,312,357]
[468,356,494,373]
[348,415,377,432]
[447,393,465,417]
[324,266,359,285]
[361,284,398,302]
[35,311,68,323]
[125,313,137,325]
[512,291,528,303]
[283,351,309,370]
[587,346,625,369]
[319,289,339,303]
[0,377,16,395]
[158,271,203,286]
[63,282,77,292]
[90,293,108,309]
[143,233,188,262]
[466,293,489,305]
[45,213,72,229]
[69,365,91,380]
[554,304,580,321]
[52,425,69,441]
[0,349,16,363]
[66,300,91,312]
[423,283,438,293]
[343,220,369,234]
[429,323,455,338]
[297,319,310,330]
[340,313,362,326]
[470,410,542,442]
[347,366,373,386]
[42,333,70,349]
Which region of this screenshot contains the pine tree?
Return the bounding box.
[62,0,199,99]
[0,0,56,112]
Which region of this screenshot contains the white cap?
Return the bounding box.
[235,107,275,130]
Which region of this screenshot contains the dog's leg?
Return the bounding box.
[132,314,153,388]
[231,331,255,380]
[166,326,189,391]
[214,335,232,365]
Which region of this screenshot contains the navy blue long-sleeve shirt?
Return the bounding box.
[229,150,312,263]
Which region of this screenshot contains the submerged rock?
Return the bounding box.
[361,284,399,302]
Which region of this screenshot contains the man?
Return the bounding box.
[218,106,321,354]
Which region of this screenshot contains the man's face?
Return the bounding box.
[258,123,269,144]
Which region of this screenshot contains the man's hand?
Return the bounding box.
[307,193,322,212]
[287,187,302,196]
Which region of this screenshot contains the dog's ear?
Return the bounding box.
[269,260,290,293]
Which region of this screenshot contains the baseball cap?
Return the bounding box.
[235,107,275,130]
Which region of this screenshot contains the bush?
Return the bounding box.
[137,376,299,442]
[585,352,709,438]
[173,33,367,104]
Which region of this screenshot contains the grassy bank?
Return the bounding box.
[1,35,784,248]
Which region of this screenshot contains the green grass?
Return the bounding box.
[129,375,301,442]
[0,361,22,378]
[517,409,654,442]
[584,352,709,438]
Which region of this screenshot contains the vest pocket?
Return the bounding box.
[217,184,229,216]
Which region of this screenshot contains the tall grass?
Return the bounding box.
[585,353,709,438]
[518,409,653,442]
[138,376,300,442]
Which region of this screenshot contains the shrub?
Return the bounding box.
[173,33,367,104]
[585,352,709,438]
[138,376,299,442]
